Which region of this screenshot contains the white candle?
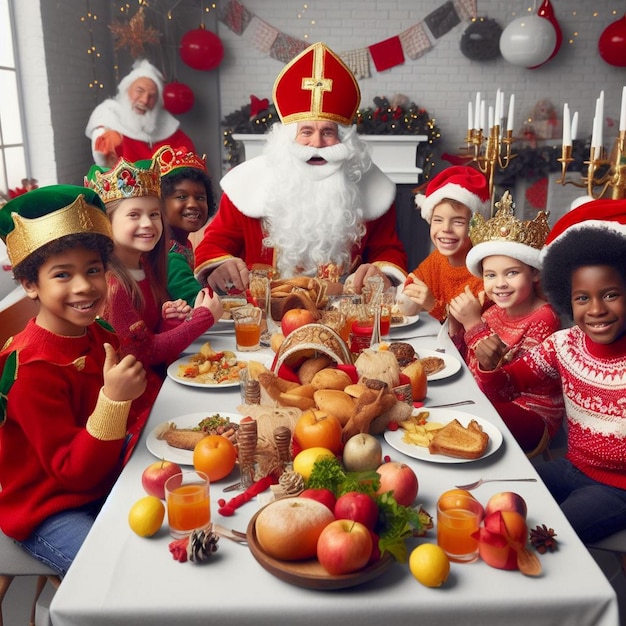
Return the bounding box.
[592,95,603,149]
[468,102,473,131]
[620,86,626,131]
[494,89,501,125]
[562,103,571,147]
[488,106,494,130]
[474,92,481,130]
[571,112,578,141]
[480,100,486,131]
[507,94,515,131]
[591,114,598,150]
[499,91,505,125]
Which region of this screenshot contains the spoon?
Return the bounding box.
[454,478,537,491]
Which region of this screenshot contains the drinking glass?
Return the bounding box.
[326,294,362,343]
[231,305,263,351]
[165,470,211,539]
[437,494,482,563]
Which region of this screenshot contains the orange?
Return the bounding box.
[294,409,343,454]
[193,434,237,482]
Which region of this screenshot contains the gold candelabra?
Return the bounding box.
[465,125,516,216]
[556,130,626,200]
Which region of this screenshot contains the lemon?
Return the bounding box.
[292,446,335,481]
[409,543,450,587]
[128,495,165,537]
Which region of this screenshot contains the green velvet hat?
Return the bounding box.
[0,185,112,267]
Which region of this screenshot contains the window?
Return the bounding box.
[0,0,28,197]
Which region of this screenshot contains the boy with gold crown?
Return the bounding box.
[0,186,147,575]
[448,191,564,454]
[193,42,407,295]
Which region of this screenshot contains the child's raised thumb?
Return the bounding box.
[103,343,118,370]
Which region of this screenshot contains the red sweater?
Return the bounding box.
[476,326,626,489]
[0,321,130,540]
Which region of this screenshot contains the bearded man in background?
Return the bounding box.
[194,42,407,295]
[85,59,195,168]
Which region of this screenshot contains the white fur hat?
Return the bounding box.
[466,241,543,277]
[415,165,490,223]
[117,59,165,107]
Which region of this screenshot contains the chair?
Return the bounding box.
[525,425,552,460]
[0,530,60,626]
[587,530,626,575]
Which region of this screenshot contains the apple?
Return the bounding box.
[141,459,182,499]
[476,510,528,570]
[317,519,373,575]
[294,409,343,454]
[281,308,316,337]
[368,529,381,563]
[299,488,337,512]
[334,492,379,530]
[342,433,383,472]
[375,461,419,507]
[485,492,528,519]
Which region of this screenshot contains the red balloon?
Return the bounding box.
[179,28,224,71]
[163,82,195,115]
[598,14,626,67]
[528,0,562,69]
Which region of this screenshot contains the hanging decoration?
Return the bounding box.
[527,0,562,69]
[598,13,626,67]
[499,15,556,68]
[460,17,502,61]
[180,25,224,71]
[109,6,161,59]
[163,81,195,115]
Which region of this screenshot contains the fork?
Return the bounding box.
[454,478,537,490]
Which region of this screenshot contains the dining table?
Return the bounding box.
[49,312,619,626]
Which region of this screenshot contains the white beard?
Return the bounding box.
[117,90,159,138]
[262,124,367,278]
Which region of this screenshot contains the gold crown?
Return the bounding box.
[154,145,207,177]
[6,195,113,267]
[85,157,160,204]
[469,191,550,250]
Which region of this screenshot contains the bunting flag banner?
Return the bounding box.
[246,15,278,53]
[368,35,405,72]
[340,48,371,79]
[399,22,433,60]
[425,1,461,39]
[219,0,253,36]
[269,32,308,63]
[453,0,477,21]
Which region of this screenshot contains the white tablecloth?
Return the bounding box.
[49,314,618,626]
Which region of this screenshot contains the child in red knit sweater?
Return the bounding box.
[396,166,491,322]
[448,192,563,454]
[0,186,147,575]
[474,199,626,543]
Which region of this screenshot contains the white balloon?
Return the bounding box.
[499,15,557,67]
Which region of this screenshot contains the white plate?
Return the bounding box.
[384,409,503,464]
[415,348,462,381]
[146,412,241,465]
[167,354,246,388]
[390,314,419,329]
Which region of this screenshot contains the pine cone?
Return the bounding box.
[187,525,220,563]
[530,524,558,554]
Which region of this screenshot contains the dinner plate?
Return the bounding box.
[247,508,393,589]
[384,409,503,464]
[389,314,419,330]
[415,348,462,381]
[167,353,247,388]
[146,412,241,465]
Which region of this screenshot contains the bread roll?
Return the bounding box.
[313,389,355,425]
[297,355,333,384]
[310,368,352,391]
[278,392,316,410]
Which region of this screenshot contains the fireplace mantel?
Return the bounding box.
[232,133,428,184]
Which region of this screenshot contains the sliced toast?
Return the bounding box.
[427,418,489,459]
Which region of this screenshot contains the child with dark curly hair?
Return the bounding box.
[474,199,626,543]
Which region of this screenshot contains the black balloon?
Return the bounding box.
[460,18,503,61]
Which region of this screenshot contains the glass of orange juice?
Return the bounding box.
[437,494,482,563]
[165,470,211,539]
[231,305,263,351]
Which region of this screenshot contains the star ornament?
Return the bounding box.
[109,7,161,59]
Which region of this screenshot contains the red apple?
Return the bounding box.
[281,308,316,337]
[334,492,379,530]
[141,460,182,499]
[375,461,419,506]
[485,492,528,519]
[299,488,337,512]
[476,510,528,570]
[317,519,373,575]
[368,529,381,563]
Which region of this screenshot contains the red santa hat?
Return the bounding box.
[540,198,626,262]
[117,59,165,107]
[272,42,360,127]
[415,166,490,223]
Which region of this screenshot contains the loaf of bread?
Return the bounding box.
[427,419,489,459]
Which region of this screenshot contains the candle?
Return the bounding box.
[591,114,598,150]
[488,106,494,130]
[494,89,501,125]
[480,100,486,131]
[474,92,481,130]
[507,94,515,132]
[620,86,626,131]
[571,112,578,141]
[562,103,571,147]
[592,95,603,149]
[468,102,473,131]
[499,91,504,125]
